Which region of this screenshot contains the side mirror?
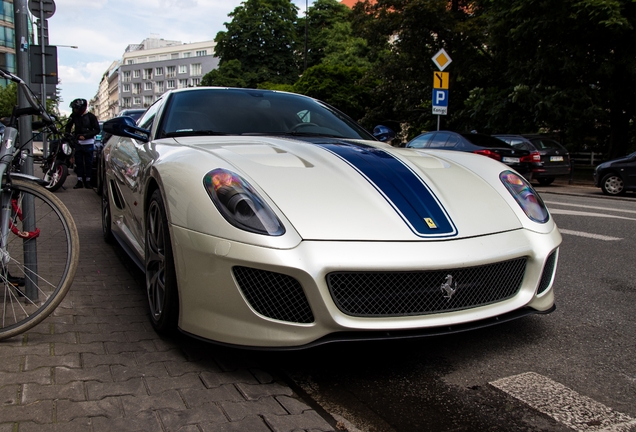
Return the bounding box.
[103,116,150,143]
[373,125,396,143]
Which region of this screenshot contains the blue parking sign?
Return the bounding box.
[432,89,448,115]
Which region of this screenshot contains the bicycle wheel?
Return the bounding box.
[0,179,80,340]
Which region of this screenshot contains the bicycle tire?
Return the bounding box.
[0,179,80,340]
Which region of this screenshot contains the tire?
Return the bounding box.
[101,181,114,243]
[0,179,80,340]
[145,189,179,334]
[537,177,555,186]
[43,163,68,192]
[600,173,625,196]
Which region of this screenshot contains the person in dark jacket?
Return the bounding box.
[65,98,100,189]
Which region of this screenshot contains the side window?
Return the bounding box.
[429,132,450,148]
[408,133,434,149]
[137,99,162,132]
[445,134,460,148]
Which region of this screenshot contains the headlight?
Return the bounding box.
[203,169,285,236]
[500,171,549,223]
[62,143,72,155]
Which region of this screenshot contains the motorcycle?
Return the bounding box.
[41,133,74,192]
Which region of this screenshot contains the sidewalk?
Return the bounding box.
[0,186,335,432]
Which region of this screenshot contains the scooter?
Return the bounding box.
[41,133,74,192]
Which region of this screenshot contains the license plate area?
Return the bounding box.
[503,157,520,163]
[550,156,564,162]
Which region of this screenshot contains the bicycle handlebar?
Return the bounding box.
[0,68,54,125]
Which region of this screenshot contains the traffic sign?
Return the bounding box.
[432,89,448,115]
[433,72,449,89]
[28,0,56,19]
[432,48,452,71]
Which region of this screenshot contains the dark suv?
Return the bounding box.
[494,135,571,185]
[406,131,537,180]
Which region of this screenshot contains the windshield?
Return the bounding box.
[157,88,374,140]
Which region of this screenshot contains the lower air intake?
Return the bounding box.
[233,266,314,324]
[327,258,527,317]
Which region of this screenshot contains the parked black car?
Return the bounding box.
[406,131,538,179]
[593,151,636,195]
[495,134,570,186]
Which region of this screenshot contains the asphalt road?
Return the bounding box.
[256,189,636,432]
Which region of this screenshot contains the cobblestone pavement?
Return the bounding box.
[0,183,335,432]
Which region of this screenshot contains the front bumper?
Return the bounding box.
[171,225,561,348]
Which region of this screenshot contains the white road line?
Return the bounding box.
[549,208,636,221]
[490,372,636,432]
[544,201,636,215]
[558,229,622,241]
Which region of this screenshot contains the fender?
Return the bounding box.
[7,172,48,186]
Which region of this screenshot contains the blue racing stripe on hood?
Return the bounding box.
[316,142,457,238]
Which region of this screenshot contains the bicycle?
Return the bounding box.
[0,68,80,340]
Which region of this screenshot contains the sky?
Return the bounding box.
[45,0,314,116]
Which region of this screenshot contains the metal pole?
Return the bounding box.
[437,115,440,131]
[14,0,39,299]
[39,2,49,158]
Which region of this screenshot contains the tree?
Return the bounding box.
[214,0,300,87]
[200,60,250,88]
[0,83,18,117]
[471,0,636,157]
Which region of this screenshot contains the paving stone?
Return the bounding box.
[104,340,157,354]
[52,323,101,334]
[165,360,221,377]
[120,390,185,414]
[200,416,273,432]
[152,337,181,352]
[24,332,77,345]
[276,395,313,415]
[124,331,161,343]
[0,400,54,423]
[86,378,147,400]
[82,352,136,368]
[135,350,187,365]
[24,353,81,371]
[52,342,106,356]
[200,370,259,388]
[264,411,335,432]
[17,418,92,432]
[0,357,22,373]
[181,385,245,407]
[0,369,51,386]
[54,365,112,385]
[251,368,274,384]
[0,384,19,406]
[97,323,148,335]
[158,405,227,431]
[22,381,85,403]
[111,363,169,382]
[145,373,206,394]
[79,331,128,344]
[76,314,120,326]
[0,422,13,432]
[92,411,162,432]
[235,382,294,401]
[220,397,288,421]
[56,397,122,422]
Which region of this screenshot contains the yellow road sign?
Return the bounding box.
[433,72,449,89]
[431,48,452,71]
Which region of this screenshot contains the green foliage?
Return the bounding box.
[0,83,18,117]
[200,60,250,88]
[214,0,300,87]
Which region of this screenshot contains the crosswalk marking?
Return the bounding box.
[490,372,636,432]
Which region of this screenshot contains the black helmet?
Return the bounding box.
[69,98,87,112]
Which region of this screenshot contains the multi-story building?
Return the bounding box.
[0,0,16,81]
[118,38,218,110]
[92,36,218,117]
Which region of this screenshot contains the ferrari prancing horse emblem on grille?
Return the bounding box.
[440,274,457,300]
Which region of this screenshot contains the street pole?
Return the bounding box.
[38,0,48,158]
[13,0,39,299]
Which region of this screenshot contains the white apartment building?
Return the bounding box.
[93,36,219,119]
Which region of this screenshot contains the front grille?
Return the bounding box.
[327,258,527,317]
[537,250,557,294]
[233,266,314,324]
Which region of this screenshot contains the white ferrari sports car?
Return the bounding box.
[101,87,561,349]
